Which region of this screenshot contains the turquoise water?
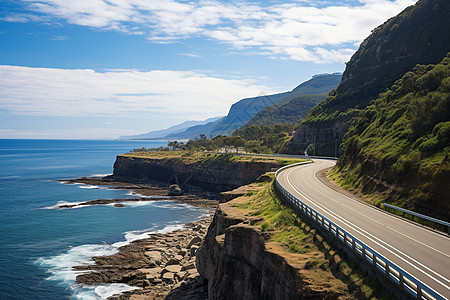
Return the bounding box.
[0,140,209,299]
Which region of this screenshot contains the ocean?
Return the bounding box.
[0,139,209,300]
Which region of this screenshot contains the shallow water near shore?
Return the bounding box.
[0,139,209,299]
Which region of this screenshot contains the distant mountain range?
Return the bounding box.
[120,73,341,141]
[118,116,223,140]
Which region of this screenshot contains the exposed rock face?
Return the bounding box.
[286,117,352,157]
[113,155,284,192]
[196,205,304,300]
[167,184,183,196]
[286,0,450,156]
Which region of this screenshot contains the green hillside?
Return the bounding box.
[242,93,327,127]
[306,0,450,123]
[286,0,450,156]
[277,73,342,105]
[243,73,341,129]
[332,53,450,220]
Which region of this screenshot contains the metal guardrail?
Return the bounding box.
[207,151,339,161]
[383,203,450,234]
[274,163,446,300]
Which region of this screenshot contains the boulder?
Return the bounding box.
[167,184,183,196]
[186,236,202,249]
[162,272,175,283]
[165,265,182,273]
[190,245,199,257]
[144,251,162,265]
[181,263,196,271]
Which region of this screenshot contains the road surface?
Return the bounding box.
[276,159,450,298]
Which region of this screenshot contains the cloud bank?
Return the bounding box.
[6,0,416,63]
[0,65,272,118]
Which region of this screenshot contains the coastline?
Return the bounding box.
[75,217,212,300]
[57,176,218,208]
[58,176,217,299]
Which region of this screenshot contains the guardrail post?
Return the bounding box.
[399,273,404,289]
[417,286,422,299]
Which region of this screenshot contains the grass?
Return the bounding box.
[231,175,394,299]
[122,150,308,166]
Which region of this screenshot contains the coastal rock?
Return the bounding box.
[144,251,162,266]
[162,272,175,283]
[186,236,202,249]
[196,203,304,300]
[164,265,182,274]
[167,184,183,196]
[75,217,213,300]
[112,154,287,193]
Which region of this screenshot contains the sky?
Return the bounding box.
[0,0,417,139]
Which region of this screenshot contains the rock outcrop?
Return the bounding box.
[113,154,286,193]
[75,218,213,300]
[196,202,337,300]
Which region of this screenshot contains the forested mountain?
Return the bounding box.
[242,93,327,127]
[242,73,341,128]
[286,0,450,156]
[165,73,341,139]
[333,53,450,220]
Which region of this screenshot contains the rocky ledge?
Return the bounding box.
[75,217,213,300]
[60,177,218,208]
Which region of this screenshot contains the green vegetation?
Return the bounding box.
[243,93,327,128]
[232,176,393,299]
[333,53,450,220]
[124,150,307,166]
[304,0,450,124]
[232,123,296,153]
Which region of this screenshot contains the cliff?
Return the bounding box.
[196,204,305,300]
[287,0,450,155]
[332,54,450,220]
[196,179,393,299]
[112,152,305,193]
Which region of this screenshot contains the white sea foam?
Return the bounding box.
[113,224,184,248]
[121,201,155,208]
[126,191,168,199]
[90,173,112,178]
[152,202,193,210]
[36,224,184,298]
[74,283,140,300]
[35,243,118,283]
[79,185,100,189]
[42,201,88,210]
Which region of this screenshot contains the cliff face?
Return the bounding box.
[196,205,305,300]
[287,0,450,155]
[284,116,354,156]
[113,154,283,192]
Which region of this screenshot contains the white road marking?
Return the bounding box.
[279,165,450,292]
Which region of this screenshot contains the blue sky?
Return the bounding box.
[0,0,416,139]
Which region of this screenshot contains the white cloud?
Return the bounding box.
[6,0,417,63]
[0,65,273,118]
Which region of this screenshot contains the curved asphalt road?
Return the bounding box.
[277,159,450,298]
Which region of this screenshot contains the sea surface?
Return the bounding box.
[0,139,209,300]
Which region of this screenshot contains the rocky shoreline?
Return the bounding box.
[59,176,218,208]
[75,217,213,300]
[57,176,218,299]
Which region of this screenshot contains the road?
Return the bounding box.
[276,159,450,298]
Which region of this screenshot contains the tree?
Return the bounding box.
[168,140,179,150]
